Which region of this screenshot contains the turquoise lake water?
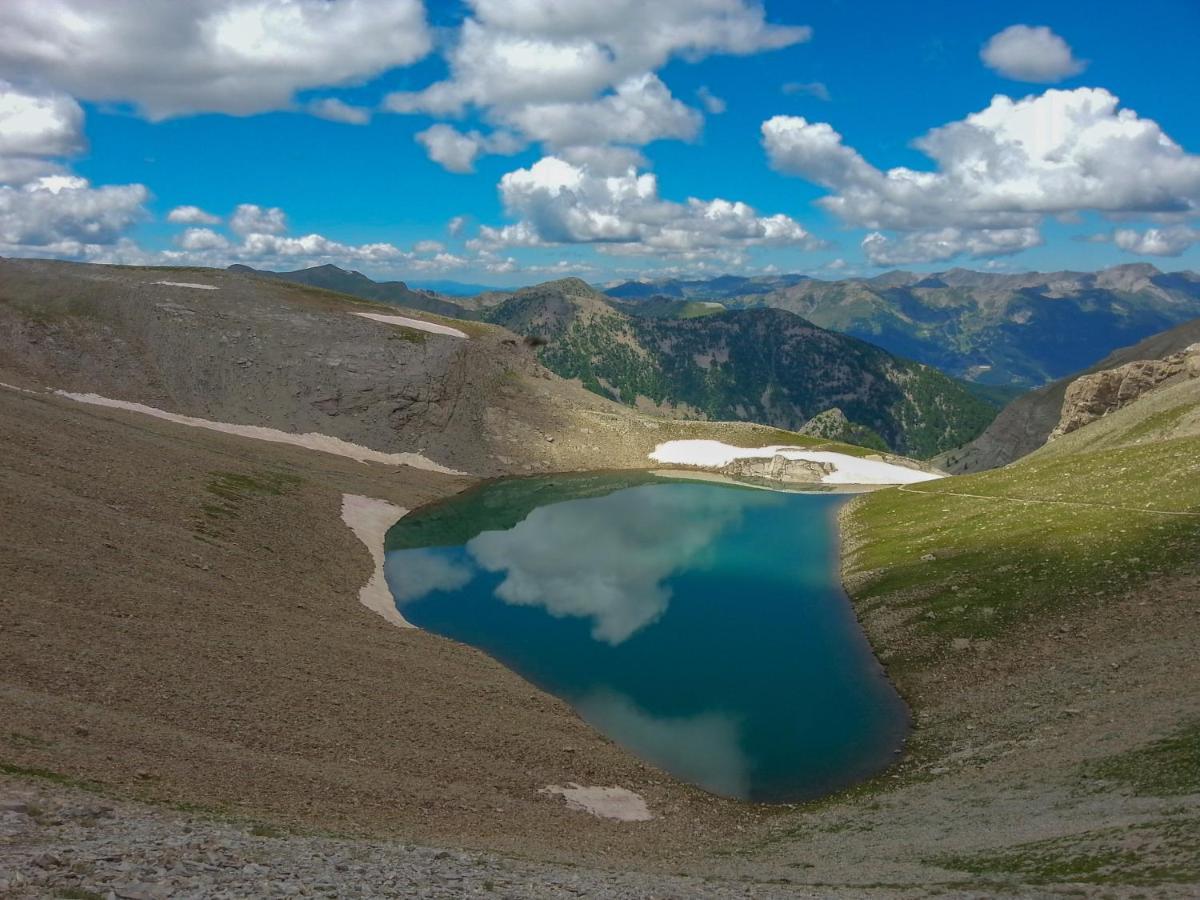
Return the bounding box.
[383,472,909,803]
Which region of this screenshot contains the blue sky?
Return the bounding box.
[2,0,1198,286]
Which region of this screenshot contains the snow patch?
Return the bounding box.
[353,312,468,339]
[341,494,412,629]
[152,280,219,290]
[54,391,465,474]
[540,784,652,822]
[649,440,941,485]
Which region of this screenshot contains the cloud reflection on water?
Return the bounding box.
[577,690,751,799]
[465,485,771,644]
[384,547,474,604]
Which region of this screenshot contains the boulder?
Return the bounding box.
[718,453,834,484]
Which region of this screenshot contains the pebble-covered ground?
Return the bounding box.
[0,779,870,900]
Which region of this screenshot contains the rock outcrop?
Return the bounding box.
[1050,344,1200,439]
[718,453,834,483]
[798,408,851,439]
[941,318,1200,472]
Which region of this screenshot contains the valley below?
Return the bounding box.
[2,260,1198,897]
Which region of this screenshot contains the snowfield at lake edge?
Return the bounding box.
[649,440,942,485]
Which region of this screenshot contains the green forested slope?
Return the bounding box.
[486,279,997,458]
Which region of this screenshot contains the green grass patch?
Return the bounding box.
[845,435,1200,675]
[937,845,1139,884]
[1083,722,1200,797]
[0,289,103,324]
[386,326,427,344]
[933,816,1200,886]
[195,469,303,539]
[1119,401,1200,444]
[0,762,103,792]
[678,301,725,319]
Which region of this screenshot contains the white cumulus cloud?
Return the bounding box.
[764,87,1200,264]
[239,231,401,262]
[387,0,809,168]
[1112,225,1200,257]
[175,227,230,251]
[0,0,431,120]
[157,201,522,274]
[474,154,822,258]
[167,205,221,225]
[862,227,1043,266]
[230,203,287,236]
[981,25,1086,83]
[503,73,701,150]
[0,81,84,159]
[414,124,523,174]
[0,83,149,258]
[307,97,371,125]
[0,176,148,249]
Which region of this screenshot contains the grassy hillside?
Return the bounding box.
[843,378,1200,679]
[486,279,996,458]
[838,372,1200,890]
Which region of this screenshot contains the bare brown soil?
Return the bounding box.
[0,386,765,867]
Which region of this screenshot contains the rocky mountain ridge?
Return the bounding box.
[231,263,1200,395]
[611,263,1200,387]
[0,259,909,480]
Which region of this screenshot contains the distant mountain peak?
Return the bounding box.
[517,276,599,298]
[1105,262,1161,276]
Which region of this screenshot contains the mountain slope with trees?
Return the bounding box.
[486,278,997,458]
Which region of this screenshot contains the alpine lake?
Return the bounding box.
[383,471,909,803]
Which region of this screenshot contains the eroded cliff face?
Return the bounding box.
[940,318,1200,473]
[1050,344,1200,439]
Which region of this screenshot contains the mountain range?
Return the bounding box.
[235,263,1200,394]
[482,278,995,458]
[227,263,484,321]
[607,264,1200,387]
[226,262,1200,459]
